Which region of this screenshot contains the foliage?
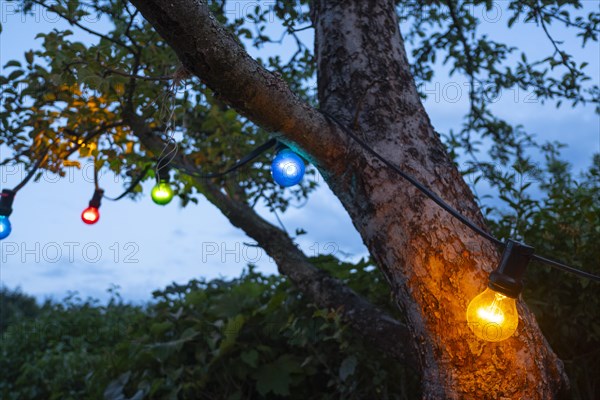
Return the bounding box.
[401,0,599,163]
[0,259,419,400]
[1,0,317,212]
[0,289,139,399]
[0,286,40,332]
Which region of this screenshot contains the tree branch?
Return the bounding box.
[125,112,417,365]
[127,0,345,173]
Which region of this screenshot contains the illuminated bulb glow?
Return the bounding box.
[151,181,174,205]
[476,298,505,325]
[271,149,305,187]
[81,206,100,225]
[466,287,518,342]
[0,215,12,240]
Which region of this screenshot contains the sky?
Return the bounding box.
[0,1,598,304]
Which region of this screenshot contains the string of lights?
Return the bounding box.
[4,117,598,286]
[1,102,597,343]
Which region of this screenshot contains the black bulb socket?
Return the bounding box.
[274,141,289,153]
[156,159,171,183]
[0,189,16,217]
[89,189,104,209]
[488,239,534,298]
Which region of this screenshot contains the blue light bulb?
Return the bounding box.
[271,149,306,187]
[0,215,12,240]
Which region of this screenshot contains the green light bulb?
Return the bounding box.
[151,181,174,205]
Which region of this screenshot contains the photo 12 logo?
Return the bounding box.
[0,241,140,264]
[0,1,102,24]
[200,241,340,263]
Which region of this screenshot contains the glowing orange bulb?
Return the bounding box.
[81,206,100,225]
[466,287,519,342]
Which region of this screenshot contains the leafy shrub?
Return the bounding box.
[99,260,418,399]
[1,260,418,400]
[0,290,140,400]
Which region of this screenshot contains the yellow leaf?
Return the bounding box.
[63,160,81,168]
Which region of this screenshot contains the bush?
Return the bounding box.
[0,290,140,400]
[0,261,418,400]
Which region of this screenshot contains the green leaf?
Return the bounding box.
[4,60,21,69]
[7,70,24,81]
[240,349,259,368]
[150,321,173,337]
[25,51,34,65]
[149,327,199,362]
[339,355,357,381]
[252,355,302,396]
[218,314,245,355]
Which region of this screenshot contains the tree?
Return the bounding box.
[1,0,598,398]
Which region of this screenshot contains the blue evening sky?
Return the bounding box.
[0,1,598,303]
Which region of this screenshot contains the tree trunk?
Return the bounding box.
[311,1,566,397]
[130,0,567,397]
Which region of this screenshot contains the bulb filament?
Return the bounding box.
[476,293,505,325]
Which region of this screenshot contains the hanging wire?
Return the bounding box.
[12,146,50,193]
[322,111,600,282]
[92,154,100,190]
[154,79,180,184]
[531,254,600,282]
[100,136,275,201]
[102,165,152,202]
[89,77,180,202]
[322,112,504,247]
[178,138,277,180]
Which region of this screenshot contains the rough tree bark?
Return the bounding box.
[129,0,567,397]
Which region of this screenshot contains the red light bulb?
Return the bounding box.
[81,206,100,225]
[82,189,104,225]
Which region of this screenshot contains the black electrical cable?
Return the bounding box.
[86,137,276,202]
[103,138,276,201]
[531,254,600,282]
[322,112,504,247]
[103,165,152,201]
[12,147,50,193]
[323,112,600,282]
[180,138,277,179]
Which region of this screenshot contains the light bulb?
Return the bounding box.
[466,287,519,342]
[82,188,104,225]
[151,181,174,205]
[0,215,12,239]
[81,206,100,225]
[271,148,305,187]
